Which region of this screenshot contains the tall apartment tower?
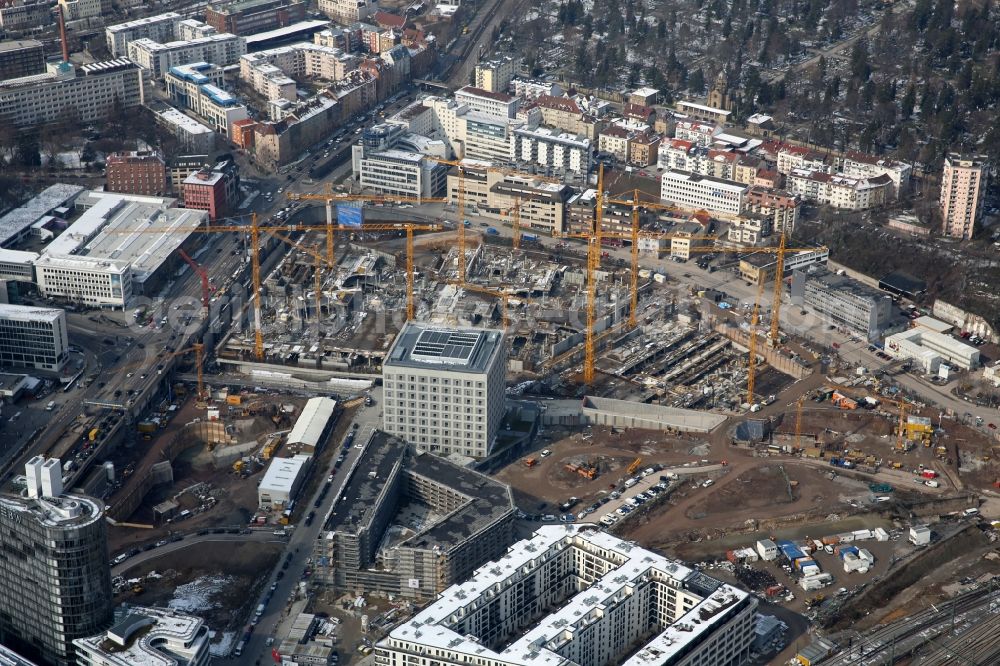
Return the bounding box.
[0,459,113,666]
[940,153,989,239]
[474,57,514,94]
[382,323,507,458]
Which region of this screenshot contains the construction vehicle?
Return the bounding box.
[564,462,597,480]
[523,457,537,467]
[261,440,278,461]
[626,457,642,475]
[131,584,144,594]
[233,459,245,474]
[869,483,894,493]
[831,392,858,410]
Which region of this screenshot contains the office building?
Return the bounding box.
[475,57,514,93]
[127,32,246,79]
[940,153,989,240]
[34,255,131,309]
[258,454,310,507]
[318,0,374,22]
[448,163,573,235]
[513,125,591,174]
[660,169,747,216]
[0,645,40,666]
[354,147,448,201]
[105,151,169,196]
[205,0,305,35]
[884,327,980,372]
[377,526,757,666]
[0,463,112,666]
[0,60,143,128]
[0,40,44,79]
[0,248,37,282]
[318,430,516,600]
[790,266,894,342]
[155,107,216,153]
[183,159,239,220]
[74,606,211,666]
[0,304,67,371]
[166,62,249,138]
[105,12,183,56]
[383,322,507,458]
[786,169,893,211]
[455,85,519,118]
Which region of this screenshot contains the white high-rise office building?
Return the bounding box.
[382,323,507,458]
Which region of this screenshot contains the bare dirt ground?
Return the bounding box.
[117,541,282,640]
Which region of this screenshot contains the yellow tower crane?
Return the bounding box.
[747,277,767,404]
[770,232,787,347]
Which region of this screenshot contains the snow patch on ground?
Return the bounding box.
[209,630,238,657]
[167,574,235,613]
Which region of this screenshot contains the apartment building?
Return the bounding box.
[57,0,103,21]
[529,94,600,139]
[74,606,211,666]
[657,140,739,180]
[673,118,718,147]
[383,323,507,458]
[628,131,659,167]
[105,12,183,56]
[787,169,892,210]
[377,526,757,666]
[564,190,634,236]
[671,222,712,260]
[105,151,169,196]
[598,125,630,161]
[790,265,894,341]
[839,151,912,198]
[127,33,246,79]
[511,78,562,101]
[318,0,374,22]
[205,0,305,35]
[34,255,132,309]
[0,60,143,128]
[239,42,358,99]
[726,215,771,246]
[455,85,519,118]
[0,0,50,32]
[512,125,591,174]
[0,39,43,79]
[0,463,112,666]
[166,62,249,138]
[249,95,341,167]
[745,186,801,235]
[0,304,68,370]
[940,153,988,240]
[776,145,831,174]
[317,430,515,599]
[474,56,514,93]
[660,169,747,216]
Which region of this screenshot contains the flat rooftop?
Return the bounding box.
[73,606,203,666]
[0,39,42,52]
[385,322,504,373]
[0,304,63,323]
[325,430,405,533]
[244,20,330,45]
[0,184,85,248]
[259,454,310,494]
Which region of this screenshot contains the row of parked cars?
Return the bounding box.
[600,479,672,526]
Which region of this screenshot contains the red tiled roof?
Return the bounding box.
[372,10,406,28]
[669,138,694,151]
[535,94,581,114]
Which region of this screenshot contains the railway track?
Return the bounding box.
[822,585,1000,666]
[913,611,1000,665]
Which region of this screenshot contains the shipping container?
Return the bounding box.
[821,535,840,546]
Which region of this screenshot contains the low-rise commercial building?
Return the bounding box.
[74,606,211,666]
[660,168,747,216]
[317,430,515,600]
[0,39,44,79]
[0,184,84,248]
[790,266,894,341]
[739,247,829,286]
[884,327,980,372]
[377,525,757,666]
[258,454,311,507]
[0,60,143,128]
[105,12,183,56]
[383,322,507,458]
[105,151,169,197]
[285,397,338,456]
[0,304,68,371]
[675,99,732,124]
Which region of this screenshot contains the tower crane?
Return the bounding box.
[747,277,767,404]
[502,198,523,250]
[770,231,787,347]
[285,188,447,264]
[583,164,606,384]
[176,249,214,313]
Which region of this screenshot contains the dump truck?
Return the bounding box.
[831,392,858,410]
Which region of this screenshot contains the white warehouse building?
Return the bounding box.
[884,327,980,372]
[660,168,747,216]
[258,454,311,508]
[285,397,338,455]
[377,526,757,666]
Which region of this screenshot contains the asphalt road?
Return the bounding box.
[218,389,384,663]
[112,531,284,577]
